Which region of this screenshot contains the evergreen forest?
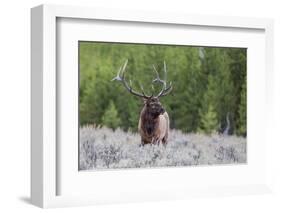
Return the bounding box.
[79,42,247,136]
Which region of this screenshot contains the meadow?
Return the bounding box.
[79,126,246,170]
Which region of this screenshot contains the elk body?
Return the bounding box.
[112,60,172,146]
[138,97,170,145]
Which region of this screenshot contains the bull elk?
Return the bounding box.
[112,60,172,146]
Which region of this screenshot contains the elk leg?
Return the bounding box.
[140,140,145,146]
[161,134,168,146]
[140,137,151,146]
[154,137,163,146]
[161,138,167,146]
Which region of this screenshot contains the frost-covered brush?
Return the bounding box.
[112,59,173,146]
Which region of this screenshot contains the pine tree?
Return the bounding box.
[101,101,121,130]
[198,104,219,134]
[198,75,219,134]
[237,81,246,136]
[200,48,236,133]
[169,47,202,132]
[216,50,235,133]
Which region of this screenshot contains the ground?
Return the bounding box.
[79,126,247,170]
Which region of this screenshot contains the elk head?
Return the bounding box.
[112,60,172,145]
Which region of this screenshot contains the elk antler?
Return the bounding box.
[152,61,173,98]
[112,59,152,99]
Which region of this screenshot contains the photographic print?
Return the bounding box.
[79,42,247,170]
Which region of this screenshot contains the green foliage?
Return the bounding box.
[198,74,219,133]
[237,81,247,135]
[198,104,219,134]
[199,48,238,134]
[79,42,247,136]
[101,101,121,130]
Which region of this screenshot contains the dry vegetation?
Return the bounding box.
[79,126,247,170]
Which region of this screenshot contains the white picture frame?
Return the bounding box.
[31,4,274,208]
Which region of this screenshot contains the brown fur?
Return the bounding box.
[138,98,169,145]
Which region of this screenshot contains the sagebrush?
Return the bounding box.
[79,126,246,170]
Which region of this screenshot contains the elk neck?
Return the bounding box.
[141,105,159,136]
